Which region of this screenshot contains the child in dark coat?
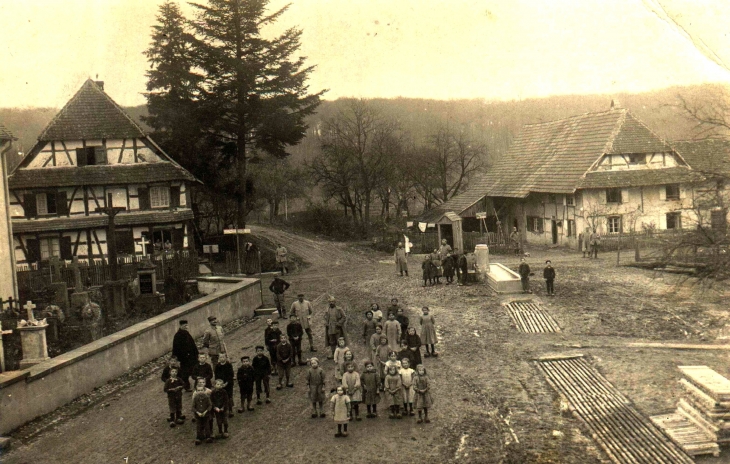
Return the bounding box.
[214,353,235,417]
[163,367,185,426]
[276,334,294,389]
[395,308,409,342]
[543,260,556,296]
[265,321,283,375]
[404,326,423,366]
[287,314,305,365]
[161,356,181,383]
[397,339,417,369]
[211,379,230,439]
[191,353,214,389]
[361,360,381,418]
[237,356,256,413]
[192,378,213,445]
[306,357,326,418]
[252,346,272,404]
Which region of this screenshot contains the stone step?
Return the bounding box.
[254,307,278,317]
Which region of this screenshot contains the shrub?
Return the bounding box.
[287,205,361,240]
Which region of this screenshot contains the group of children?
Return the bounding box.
[162,298,439,443]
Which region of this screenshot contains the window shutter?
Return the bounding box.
[679,185,686,199]
[60,236,73,260]
[56,191,69,216]
[619,215,624,233]
[599,190,607,204]
[24,194,37,217]
[659,213,667,230]
[621,188,629,204]
[170,186,181,208]
[76,148,87,166]
[659,185,666,201]
[138,188,150,210]
[172,228,184,249]
[95,147,108,165]
[26,239,41,263]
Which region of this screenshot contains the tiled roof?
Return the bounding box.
[672,139,730,174]
[578,166,702,189]
[475,109,679,198]
[12,209,194,233]
[9,162,197,189]
[0,123,16,141]
[37,79,146,141]
[415,172,491,222]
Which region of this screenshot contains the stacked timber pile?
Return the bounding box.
[651,365,730,457]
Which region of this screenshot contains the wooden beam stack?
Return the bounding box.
[652,365,730,457]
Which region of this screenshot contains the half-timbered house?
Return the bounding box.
[8,79,198,267]
[0,123,19,297]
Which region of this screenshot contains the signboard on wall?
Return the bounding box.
[203,245,220,254]
[475,212,487,219]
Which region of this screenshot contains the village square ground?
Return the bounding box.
[2,225,730,464]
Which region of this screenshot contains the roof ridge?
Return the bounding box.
[522,108,626,128]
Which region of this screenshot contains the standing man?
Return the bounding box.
[275,243,289,275]
[439,239,452,261]
[172,319,198,391]
[518,258,532,294]
[590,230,601,259]
[324,296,346,359]
[394,242,408,277]
[291,293,316,352]
[543,260,556,296]
[510,227,520,255]
[269,274,291,319]
[203,316,226,366]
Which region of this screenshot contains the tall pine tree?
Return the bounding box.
[190,0,323,228]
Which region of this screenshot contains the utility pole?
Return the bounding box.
[96,193,126,280]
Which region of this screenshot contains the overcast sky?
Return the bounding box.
[1,0,729,108]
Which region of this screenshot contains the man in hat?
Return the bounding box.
[324,296,346,359]
[203,316,227,366]
[543,260,556,296]
[518,257,532,294]
[172,319,198,391]
[510,227,520,255]
[291,293,316,352]
[275,243,289,275]
[394,242,408,277]
[269,274,291,319]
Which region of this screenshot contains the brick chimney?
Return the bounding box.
[95,81,104,90]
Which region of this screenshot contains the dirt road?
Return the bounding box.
[4,226,730,463]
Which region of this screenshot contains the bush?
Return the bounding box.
[287,205,361,240]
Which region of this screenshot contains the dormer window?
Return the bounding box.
[628,154,646,165]
[76,146,108,166]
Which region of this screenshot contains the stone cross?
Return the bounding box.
[24,301,36,323]
[0,321,12,373]
[70,256,83,291]
[140,235,150,257]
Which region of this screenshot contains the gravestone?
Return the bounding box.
[136,259,164,314]
[102,280,128,319]
[47,282,69,312]
[17,301,50,369]
[48,257,62,283]
[40,305,64,344]
[70,257,84,292]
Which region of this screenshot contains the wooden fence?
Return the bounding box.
[16,250,199,296]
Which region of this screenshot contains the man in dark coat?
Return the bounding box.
[457,253,469,286]
[518,258,532,294]
[172,320,198,391]
[269,275,291,319]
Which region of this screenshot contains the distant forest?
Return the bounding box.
[0,83,721,174]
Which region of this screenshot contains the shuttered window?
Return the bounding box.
[138,188,150,210]
[24,194,37,218]
[40,238,60,260]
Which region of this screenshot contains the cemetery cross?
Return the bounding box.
[95,193,126,280]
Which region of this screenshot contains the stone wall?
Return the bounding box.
[0,277,262,435]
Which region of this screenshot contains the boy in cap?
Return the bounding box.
[265,320,283,375]
[269,274,290,319]
[324,296,346,359]
[237,356,256,413]
[214,353,235,417]
[543,260,556,296]
[252,346,272,404]
[518,257,532,294]
[291,293,316,352]
[287,314,306,365]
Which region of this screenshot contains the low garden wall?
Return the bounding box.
[0,277,262,435]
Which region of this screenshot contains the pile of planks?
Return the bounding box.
[536,355,694,464]
[504,300,561,333]
[651,365,730,457]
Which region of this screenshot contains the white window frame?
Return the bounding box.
[40,237,60,260]
[608,216,621,234]
[150,186,170,208]
[566,195,575,206]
